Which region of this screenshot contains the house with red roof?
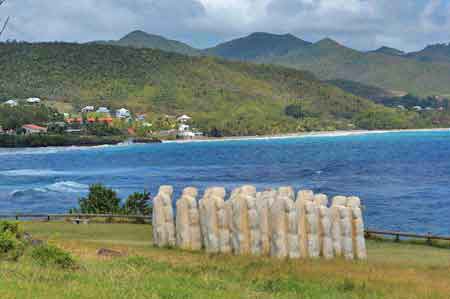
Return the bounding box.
[22,124,47,135]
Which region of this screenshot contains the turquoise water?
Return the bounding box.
[1,131,449,235]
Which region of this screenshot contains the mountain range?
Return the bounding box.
[97,31,450,97]
[2,42,407,135]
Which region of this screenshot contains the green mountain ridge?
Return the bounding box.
[95,30,199,56]
[98,30,450,96]
[204,32,311,61]
[0,42,420,135]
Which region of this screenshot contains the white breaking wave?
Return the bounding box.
[9,181,88,197]
[0,169,72,177]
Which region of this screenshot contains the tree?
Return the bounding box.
[0,0,9,37]
[78,184,121,214]
[123,191,152,216]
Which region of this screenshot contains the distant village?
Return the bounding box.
[0,97,204,139]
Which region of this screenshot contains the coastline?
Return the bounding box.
[163,128,450,144]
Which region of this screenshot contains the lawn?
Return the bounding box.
[1,222,449,299]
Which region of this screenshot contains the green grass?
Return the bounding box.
[1,222,449,299]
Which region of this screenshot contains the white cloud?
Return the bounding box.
[1,0,450,51]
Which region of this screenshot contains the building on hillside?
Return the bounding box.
[81,106,95,113]
[26,97,41,104]
[136,114,147,121]
[22,124,47,135]
[177,114,192,123]
[96,107,110,114]
[4,100,18,107]
[116,108,131,119]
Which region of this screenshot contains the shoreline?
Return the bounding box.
[163,128,450,144]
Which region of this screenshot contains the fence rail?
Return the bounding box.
[365,229,450,243]
[0,213,151,221]
[1,214,449,244]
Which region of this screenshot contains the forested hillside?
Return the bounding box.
[0,42,434,135]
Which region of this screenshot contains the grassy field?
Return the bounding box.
[1,222,450,299]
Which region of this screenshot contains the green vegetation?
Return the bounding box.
[0,42,430,136]
[204,32,311,60]
[0,134,127,148]
[0,221,25,261]
[30,243,76,269]
[73,184,152,216]
[0,222,448,299]
[0,104,63,130]
[206,33,450,96]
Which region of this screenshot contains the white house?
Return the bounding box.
[178,123,190,132]
[22,124,47,135]
[412,106,423,111]
[116,108,131,119]
[3,100,18,107]
[26,97,41,104]
[81,106,95,113]
[177,114,192,123]
[96,107,110,114]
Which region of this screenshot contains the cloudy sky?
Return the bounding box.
[1,0,450,51]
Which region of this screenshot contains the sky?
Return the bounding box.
[1,0,450,52]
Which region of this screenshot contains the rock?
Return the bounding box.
[305,201,320,258]
[296,190,314,258]
[97,248,124,257]
[152,185,175,247]
[230,185,255,255]
[176,187,199,250]
[199,187,226,253]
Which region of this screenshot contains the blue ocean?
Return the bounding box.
[1,130,449,235]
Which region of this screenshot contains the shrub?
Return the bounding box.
[123,191,152,216]
[31,244,76,269]
[0,222,25,261]
[78,184,121,214]
[0,221,19,235]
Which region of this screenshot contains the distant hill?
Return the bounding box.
[326,79,397,101]
[369,46,405,56]
[406,43,450,64]
[201,34,450,96]
[94,30,199,56]
[204,32,311,61]
[0,42,418,135]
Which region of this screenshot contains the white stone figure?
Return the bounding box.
[230,185,255,255]
[314,193,328,207]
[199,187,226,253]
[270,187,297,259]
[217,191,232,254]
[314,193,328,256]
[176,187,199,250]
[256,190,276,256]
[152,185,175,247]
[347,197,367,260]
[330,196,346,257]
[296,190,315,258]
[339,206,354,260]
[319,206,334,259]
[305,201,320,258]
[247,191,262,256]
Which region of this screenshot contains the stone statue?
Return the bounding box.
[199,187,226,253]
[347,196,367,260]
[256,190,276,256]
[176,187,200,250]
[230,185,255,255]
[152,185,175,247]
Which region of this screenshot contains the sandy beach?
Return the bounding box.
[164,128,450,144]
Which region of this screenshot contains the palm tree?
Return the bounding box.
[0,0,9,37]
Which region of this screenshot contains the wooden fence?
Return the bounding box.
[1,214,449,245]
[0,213,151,222]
